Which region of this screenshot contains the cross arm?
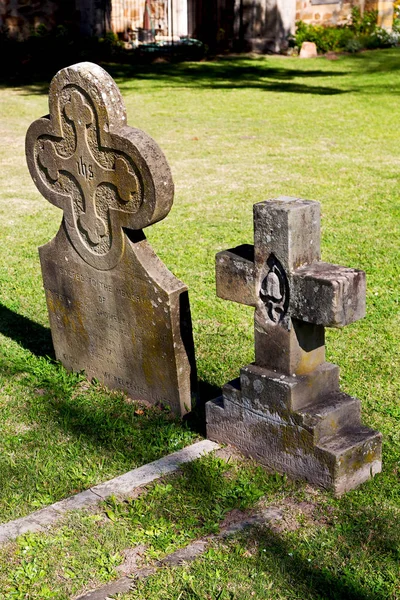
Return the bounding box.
[216,244,256,306]
[291,262,366,327]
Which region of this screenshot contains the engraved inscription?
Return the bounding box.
[57,266,146,304]
[77,156,94,180]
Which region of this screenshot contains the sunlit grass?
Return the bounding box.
[0,48,398,598]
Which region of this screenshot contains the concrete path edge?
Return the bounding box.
[0,440,220,544]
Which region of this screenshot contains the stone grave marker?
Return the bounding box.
[206,197,382,493]
[26,62,196,416]
[299,41,318,59]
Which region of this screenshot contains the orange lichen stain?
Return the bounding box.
[294,347,325,376]
[328,418,338,432]
[47,292,88,342]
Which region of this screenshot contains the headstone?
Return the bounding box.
[26,62,196,416]
[300,41,318,58]
[206,197,382,494]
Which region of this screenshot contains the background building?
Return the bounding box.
[0,0,394,52]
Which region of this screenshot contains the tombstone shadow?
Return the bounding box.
[159,449,397,600]
[111,60,348,96]
[0,55,349,96]
[183,379,222,437]
[0,301,215,454]
[0,303,54,359]
[243,523,391,600]
[0,298,217,446]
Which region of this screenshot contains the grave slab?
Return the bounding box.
[26,62,196,416]
[207,197,382,493]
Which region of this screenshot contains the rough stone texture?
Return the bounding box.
[299,42,318,58]
[26,62,197,416]
[0,440,219,544]
[208,196,382,494]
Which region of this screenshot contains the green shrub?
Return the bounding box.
[344,37,364,53]
[295,21,353,53]
[295,6,399,55]
[350,7,378,35]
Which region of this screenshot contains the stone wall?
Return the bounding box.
[295,0,393,29]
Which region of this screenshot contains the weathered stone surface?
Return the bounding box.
[207,197,382,493]
[291,262,366,327]
[26,62,196,416]
[299,41,318,58]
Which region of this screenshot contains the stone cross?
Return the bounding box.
[216,197,366,375]
[207,197,381,494]
[26,62,196,416]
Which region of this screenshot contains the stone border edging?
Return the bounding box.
[75,507,284,600]
[0,440,219,544]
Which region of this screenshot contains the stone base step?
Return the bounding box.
[317,426,382,495]
[206,361,383,494]
[297,392,361,443]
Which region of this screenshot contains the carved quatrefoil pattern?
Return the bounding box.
[26,63,173,270]
[38,88,141,253]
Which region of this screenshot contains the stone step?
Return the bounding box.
[297,391,361,442]
[317,426,382,495]
[238,362,340,415]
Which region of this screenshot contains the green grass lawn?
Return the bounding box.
[0,48,399,598]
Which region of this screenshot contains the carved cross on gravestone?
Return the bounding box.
[207,197,382,494]
[26,62,196,416]
[38,89,139,251]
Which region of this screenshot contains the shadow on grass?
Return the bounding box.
[0,303,54,359]
[0,56,348,96]
[136,455,399,600]
[171,456,399,600]
[347,48,400,74]
[2,49,400,97]
[0,303,216,460]
[184,379,221,437]
[26,370,217,460]
[246,523,394,600]
[108,60,348,95]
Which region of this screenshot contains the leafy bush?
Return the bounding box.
[295,21,353,53]
[344,37,364,53]
[349,7,378,35]
[295,6,399,54]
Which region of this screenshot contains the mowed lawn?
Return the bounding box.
[0,49,398,598]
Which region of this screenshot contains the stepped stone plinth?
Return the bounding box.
[206,197,382,494]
